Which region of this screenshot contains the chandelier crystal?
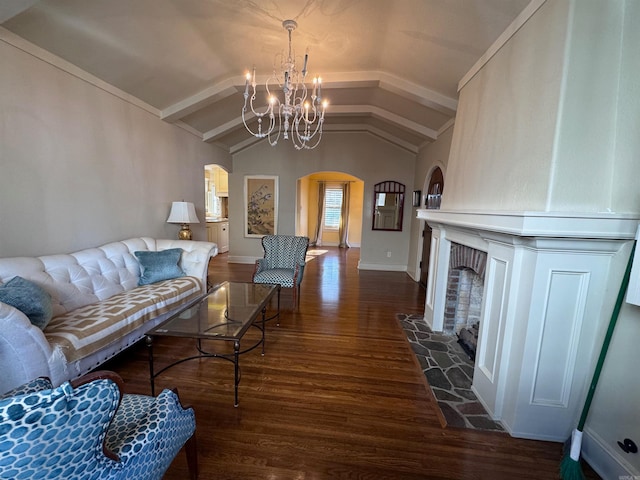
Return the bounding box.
[242,20,328,150]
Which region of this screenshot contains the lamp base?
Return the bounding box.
[178,224,193,240]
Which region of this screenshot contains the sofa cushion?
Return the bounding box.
[135,248,185,286]
[0,276,53,329]
[44,276,201,363]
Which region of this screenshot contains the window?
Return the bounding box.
[323,187,343,230]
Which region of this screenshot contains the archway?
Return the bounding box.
[296,172,364,248]
[419,167,444,287]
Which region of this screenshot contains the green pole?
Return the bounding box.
[561,240,636,480]
[576,240,635,431]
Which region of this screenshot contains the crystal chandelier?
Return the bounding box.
[242,20,328,150]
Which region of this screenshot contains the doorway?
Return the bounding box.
[419,167,444,287]
[297,172,364,248]
[204,164,228,220]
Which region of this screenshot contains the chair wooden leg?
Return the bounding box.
[292,285,296,310]
[276,285,281,325]
[293,284,301,311]
[185,433,198,480]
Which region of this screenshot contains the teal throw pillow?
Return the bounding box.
[0,276,53,330]
[135,248,185,286]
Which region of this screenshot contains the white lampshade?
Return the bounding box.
[166,201,200,224]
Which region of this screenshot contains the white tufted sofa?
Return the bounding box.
[0,237,217,395]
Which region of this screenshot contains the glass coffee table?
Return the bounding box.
[145,281,278,407]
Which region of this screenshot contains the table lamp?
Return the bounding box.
[167,201,200,240]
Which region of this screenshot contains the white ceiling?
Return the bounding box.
[1,0,532,154]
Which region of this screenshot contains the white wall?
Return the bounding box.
[549,0,640,213]
[444,0,567,212]
[0,32,230,257]
[444,0,640,216]
[228,133,415,270]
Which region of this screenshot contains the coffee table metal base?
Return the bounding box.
[146,305,269,407]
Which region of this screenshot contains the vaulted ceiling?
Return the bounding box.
[1,0,531,154]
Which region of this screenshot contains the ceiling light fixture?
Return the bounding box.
[242,20,328,150]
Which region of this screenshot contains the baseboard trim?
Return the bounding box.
[357,262,407,272]
[581,427,638,480]
[227,255,260,264]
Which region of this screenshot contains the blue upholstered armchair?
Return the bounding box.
[0,371,197,480]
[253,235,309,309]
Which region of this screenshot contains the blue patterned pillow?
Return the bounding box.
[134,248,185,285]
[0,276,53,329]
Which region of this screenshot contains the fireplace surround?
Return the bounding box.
[417,209,638,441]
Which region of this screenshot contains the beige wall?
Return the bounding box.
[229,133,415,270]
[0,34,230,257]
[407,124,454,280]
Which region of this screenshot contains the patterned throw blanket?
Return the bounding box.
[45,276,201,363]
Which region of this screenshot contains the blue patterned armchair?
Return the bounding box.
[253,235,309,310]
[0,371,197,480]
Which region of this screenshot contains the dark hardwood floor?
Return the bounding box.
[105,247,598,479]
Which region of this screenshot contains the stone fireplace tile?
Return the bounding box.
[458,402,490,415]
[432,388,464,402]
[453,389,477,400]
[467,416,504,431]
[437,403,466,428]
[425,368,452,390]
[422,340,449,352]
[445,366,471,389]
[431,351,455,368]
[397,313,504,432]
[458,364,474,380]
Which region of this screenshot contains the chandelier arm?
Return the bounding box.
[243,88,277,138]
[267,103,284,146]
[302,122,324,150]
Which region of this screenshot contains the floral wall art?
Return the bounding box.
[244,175,278,237]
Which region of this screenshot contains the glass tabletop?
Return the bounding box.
[147,282,277,341]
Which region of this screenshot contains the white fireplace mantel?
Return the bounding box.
[416,209,640,239]
[416,208,639,441]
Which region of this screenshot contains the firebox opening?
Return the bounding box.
[443,243,487,361]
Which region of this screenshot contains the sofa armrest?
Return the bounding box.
[0,301,58,396]
[156,240,218,292]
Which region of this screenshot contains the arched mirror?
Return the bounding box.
[372,181,405,231]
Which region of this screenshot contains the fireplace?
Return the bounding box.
[443,243,487,360]
[417,209,638,441]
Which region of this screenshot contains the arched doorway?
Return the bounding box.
[419,167,444,287]
[296,172,364,248]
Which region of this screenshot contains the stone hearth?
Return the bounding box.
[398,313,503,431]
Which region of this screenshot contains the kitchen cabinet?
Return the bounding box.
[215,168,228,197]
[207,221,229,253]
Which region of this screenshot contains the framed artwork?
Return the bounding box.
[244,175,278,237]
